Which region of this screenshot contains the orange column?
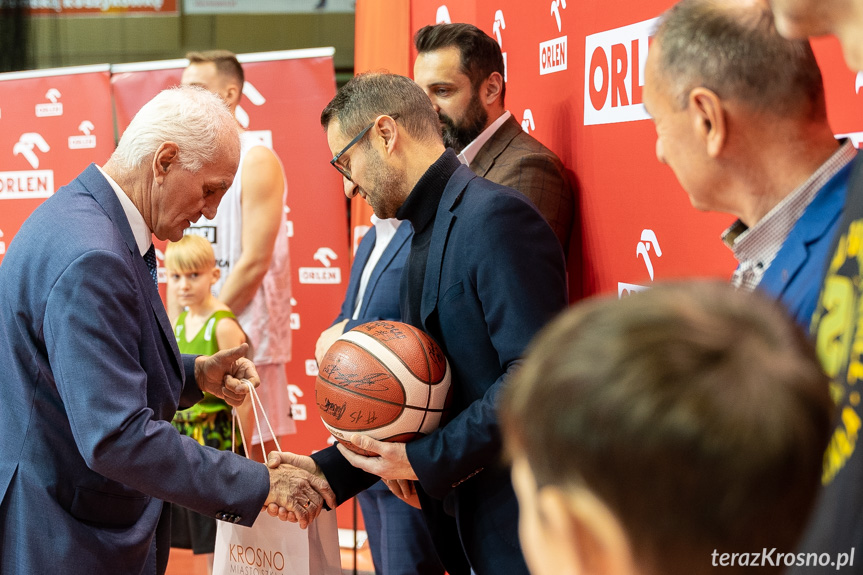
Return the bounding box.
[349,0,412,255]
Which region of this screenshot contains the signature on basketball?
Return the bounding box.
[349,410,378,425]
[325,364,392,392]
[361,321,407,341]
[320,398,347,420]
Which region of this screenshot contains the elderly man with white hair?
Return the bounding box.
[0,85,335,575]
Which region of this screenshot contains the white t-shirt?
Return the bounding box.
[188,131,292,364]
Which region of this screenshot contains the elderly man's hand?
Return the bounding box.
[194,343,259,407]
[264,453,336,527]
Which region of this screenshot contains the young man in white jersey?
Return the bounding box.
[177,50,295,460]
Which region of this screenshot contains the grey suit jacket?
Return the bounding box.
[469,114,575,253]
[0,164,269,574]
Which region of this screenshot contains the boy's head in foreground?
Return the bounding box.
[501,281,832,575]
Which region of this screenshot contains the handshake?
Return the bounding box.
[263,452,335,529]
[260,432,422,528]
[198,344,417,528]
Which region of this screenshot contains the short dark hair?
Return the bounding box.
[414,23,506,105]
[654,0,826,119]
[320,72,441,143]
[501,281,832,575]
[186,49,245,89]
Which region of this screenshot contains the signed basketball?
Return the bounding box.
[315,320,452,456]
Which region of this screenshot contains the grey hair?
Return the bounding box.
[654,0,826,119]
[320,72,442,143]
[112,85,239,172]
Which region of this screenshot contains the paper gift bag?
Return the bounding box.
[213,382,341,575]
[212,508,341,575]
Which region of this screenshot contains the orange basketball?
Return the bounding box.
[315,320,452,456]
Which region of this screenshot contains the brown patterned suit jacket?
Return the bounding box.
[469,114,575,253]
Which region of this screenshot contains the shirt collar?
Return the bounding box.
[371,215,403,238]
[457,110,512,166]
[96,164,152,257]
[721,139,857,282]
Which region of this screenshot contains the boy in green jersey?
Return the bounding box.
[165,234,252,573]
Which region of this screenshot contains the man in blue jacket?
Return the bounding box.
[0,86,334,574]
[274,72,567,575]
[643,0,855,327]
[314,216,444,575]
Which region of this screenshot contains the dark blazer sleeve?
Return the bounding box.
[311,444,380,505]
[179,354,204,409]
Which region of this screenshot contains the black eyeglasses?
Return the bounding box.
[330,113,399,181]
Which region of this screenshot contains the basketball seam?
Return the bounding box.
[318,377,446,412]
[370,323,444,385]
[408,326,434,435]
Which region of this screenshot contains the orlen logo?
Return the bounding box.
[0,134,54,199]
[36,88,63,117]
[521,109,535,133]
[584,17,658,126]
[14,133,50,169]
[493,10,508,82]
[68,120,97,150]
[287,383,306,421]
[539,0,568,75]
[235,81,266,129]
[299,247,342,284]
[618,229,662,297]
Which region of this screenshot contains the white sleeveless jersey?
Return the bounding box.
[189,131,291,364]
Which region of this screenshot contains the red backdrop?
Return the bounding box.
[353,0,863,299]
[0,52,353,524]
[0,65,114,263]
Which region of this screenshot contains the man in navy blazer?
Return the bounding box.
[643,0,856,328]
[315,218,445,575]
[270,73,567,574]
[0,86,334,574]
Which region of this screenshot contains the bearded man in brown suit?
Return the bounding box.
[413,22,576,255]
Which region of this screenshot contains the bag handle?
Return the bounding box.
[232,378,282,461]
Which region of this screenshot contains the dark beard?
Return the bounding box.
[439,93,489,153]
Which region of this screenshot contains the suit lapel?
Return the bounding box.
[79,164,183,378]
[469,115,521,178]
[760,165,849,299]
[361,223,412,313]
[420,165,475,326]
